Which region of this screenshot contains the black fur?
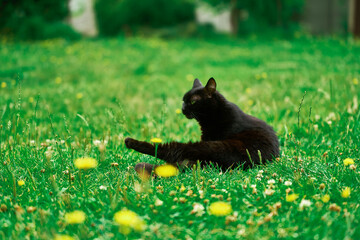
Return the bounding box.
[125,78,279,173]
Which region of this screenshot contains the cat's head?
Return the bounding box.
[182,78,220,119]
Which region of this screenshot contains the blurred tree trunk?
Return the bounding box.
[355,0,360,37]
[276,0,283,27]
[230,0,239,36]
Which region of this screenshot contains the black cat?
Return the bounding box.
[125,78,279,174]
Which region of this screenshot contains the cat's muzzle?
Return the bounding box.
[182,105,194,119]
[182,109,194,119]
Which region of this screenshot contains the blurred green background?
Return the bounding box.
[0,0,358,40]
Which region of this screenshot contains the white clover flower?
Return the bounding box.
[191,203,205,217]
[198,190,204,199]
[264,189,275,196]
[98,143,106,152]
[134,182,143,193]
[45,149,53,161]
[326,112,336,121]
[155,199,163,206]
[299,199,312,210]
[284,181,292,186]
[99,185,107,190]
[267,179,276,184]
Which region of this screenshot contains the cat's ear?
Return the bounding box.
[205,77,216,94]
[193,78,203,88]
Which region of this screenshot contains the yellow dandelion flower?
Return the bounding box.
[114,209,146,232]
[245,88,252,94]
[209,201,232,216]
[18,180,25,186]
[54,235,75,240]
[175,109,182,114]
[321,194,330,203]
[29,97,34,103]
[353,78,358,85]
[1,82,7,88]
[154,164,179,177]
[180,184,186,192]
[64,210,86,224]
[343,158,354,166]
[261,72,268,79]
[341,187,351,198]
[150,138,162,143]
[76,93,83,99]
[186,74,194,81]
[286,193,299,202]
[55,77,62,84]
[247,100,254,106]
[74,157,98,170]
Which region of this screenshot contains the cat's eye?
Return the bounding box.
[189,95,200,105]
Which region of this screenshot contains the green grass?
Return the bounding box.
[0,36,360,239]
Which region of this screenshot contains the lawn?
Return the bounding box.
[0,36,360,239]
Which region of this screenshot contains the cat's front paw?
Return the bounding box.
[125,137,138,149]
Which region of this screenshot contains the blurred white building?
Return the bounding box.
[69,0,97,36]
[196,5,231,33]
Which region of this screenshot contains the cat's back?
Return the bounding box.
[226,104,279,160]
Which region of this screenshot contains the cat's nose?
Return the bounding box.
[182,103,185,112]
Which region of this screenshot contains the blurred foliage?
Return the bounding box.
[94,0,196,36]
[203,0,305,36]
[0,0,80,40]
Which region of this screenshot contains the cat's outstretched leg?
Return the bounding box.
[125,137,250,169]
[125,138,155,156]
[125,137,186,163]
[125,138,195,175]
